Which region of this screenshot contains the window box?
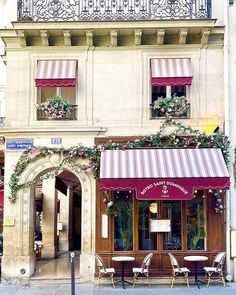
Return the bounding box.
[150,96,190,119]
[36,96,77,120]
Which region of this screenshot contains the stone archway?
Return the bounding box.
[1,154,96,284]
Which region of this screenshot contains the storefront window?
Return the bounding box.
[114,191,133,251]
[187,195,206,250]
[138,201,157,250]
[162,201,182,250]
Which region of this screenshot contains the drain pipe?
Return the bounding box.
[224,0,231,280]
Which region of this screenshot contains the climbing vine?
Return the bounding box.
[8,119,230,204]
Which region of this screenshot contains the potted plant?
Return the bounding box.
[36,95,73,120]
[152,95,190,118]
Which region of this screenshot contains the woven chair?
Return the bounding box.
[132,253,153,287]
[168,253,190,287]
[95,254,115,288]
[203,252,226,287]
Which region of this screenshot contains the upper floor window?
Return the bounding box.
[35,60,78,120]
[150,58,192,119]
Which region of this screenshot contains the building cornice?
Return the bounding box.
[0,19,224,49]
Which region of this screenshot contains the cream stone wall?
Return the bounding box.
[1,0,236,284]
[4,45,225,135]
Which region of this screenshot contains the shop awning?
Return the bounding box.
[35,60,77,87]
[99,149,230,200]
[151,58,193,86]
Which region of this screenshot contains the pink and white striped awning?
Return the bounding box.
[100,149,230,200]
[35,60,77,87]
[151,58,193,86]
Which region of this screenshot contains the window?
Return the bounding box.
[187,195,206,250]
[138,201,157,250]
[162,201,182,250]
[37,86,76,104]
[150,58,192,119]
[112,191,207,252]
[35,60,77,120]
[114,191,133,251]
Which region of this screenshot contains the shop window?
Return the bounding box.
[162,201,182,250]
[138,201,157,250]
[187,195,206,250]
[114,191,133,251]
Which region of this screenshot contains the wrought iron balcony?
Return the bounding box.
[37,105,77,121]
[18,0,212,22]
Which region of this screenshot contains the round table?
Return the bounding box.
[184,255,208,289]
[112,256,135,289]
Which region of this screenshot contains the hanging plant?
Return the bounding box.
[8,119,230,203]
[213,191,224,214]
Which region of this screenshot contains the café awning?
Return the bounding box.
[99,149,230,200]
[35,60,77,87]
[151,58,193,86]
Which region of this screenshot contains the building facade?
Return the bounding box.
[0,0,236,284]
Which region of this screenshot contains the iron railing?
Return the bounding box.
[37,105,77,120]
[18,0,212,21]
[150,103,190,119]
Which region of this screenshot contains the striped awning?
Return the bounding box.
[100,149,230,200]
[151,58,193,86]
[35,60,77,87]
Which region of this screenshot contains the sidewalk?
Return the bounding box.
[1,282,236,295]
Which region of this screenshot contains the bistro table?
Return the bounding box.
[112,256,135,289]
[184,255,208,289]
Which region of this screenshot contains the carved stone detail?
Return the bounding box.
[63,30,71,46]
[157,29,165,45]
[134,29,142,46]
[40,30,49,46]
[18,30,26,47]
[179,28,188,44]
[201,28,211,45]
[86,30,94,46]
[110,30,118,47]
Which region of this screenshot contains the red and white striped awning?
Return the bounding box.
[151,58,193,86]
[100,149,230,200]
[35,60,77,87]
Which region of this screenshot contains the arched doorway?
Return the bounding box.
[55,170,82,253]
[1,155,96,284]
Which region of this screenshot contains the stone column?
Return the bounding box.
[41,178,57,258]
[58,189,69,252]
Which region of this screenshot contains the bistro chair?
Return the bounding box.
[132,253,154,287]
[95,254,115,288]
[203,251,226,287]
[168,253,190,288]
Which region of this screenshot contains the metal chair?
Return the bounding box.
[132,253,153,287]
[168,252,190,287]
[95,254,115,288]
[203,251,226,287]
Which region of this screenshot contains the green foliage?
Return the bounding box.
[8,119,230,204]
[153,95,189,118]
[36,96,73,119]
